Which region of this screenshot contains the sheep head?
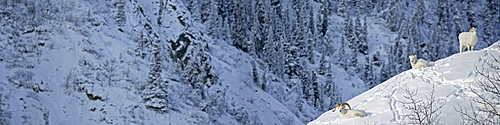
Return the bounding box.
[408,55,417,63]
[332,103,352,112]
[469,27,476,32]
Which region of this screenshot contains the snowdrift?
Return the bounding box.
[309,41,500,124]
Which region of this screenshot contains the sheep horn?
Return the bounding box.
[342,103,352,110]
[468,27,472,29]
[332,104,341,112]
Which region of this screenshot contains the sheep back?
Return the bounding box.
[340,110,367,119]
[458,32,478,46]
[415,59,429,68]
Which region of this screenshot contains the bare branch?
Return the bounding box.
[456,51,500,124]
[399,85,444,125]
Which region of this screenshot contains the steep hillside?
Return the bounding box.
[309,41,500,124]
[0,0,305,124]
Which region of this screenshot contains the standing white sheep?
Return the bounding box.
[458,27,478,53]
[408,55,429,69]
[331,103,367,119]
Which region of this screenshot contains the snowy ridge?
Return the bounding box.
[309,41,500,124]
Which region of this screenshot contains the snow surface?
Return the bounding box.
[0,1,311,124]
[309,41,500,125]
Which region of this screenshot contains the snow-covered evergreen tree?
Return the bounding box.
[142,38,169,112]
[482,0,500,45]
[231,0,252,54]
[337,0,349,18]
[408,0,424,55]
[0,91,8,125]
[113,0,126,26]
[182,42,219,100]
[465,0,477,28]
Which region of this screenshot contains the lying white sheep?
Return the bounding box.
[331,103,367,119]
[458,27,478,53]
[408,55,429,69]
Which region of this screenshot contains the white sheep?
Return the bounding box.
[458,27,478,53]
[331,103,367,119]
[408,55,429,69]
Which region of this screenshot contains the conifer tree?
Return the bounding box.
[202,0,222,39]
[483,0,500,45]
[231,0,251,53]
[337,0,349,18]
[142,38,169,112]
[113,0,126,26]
[466,0,476,27]
[183,42,219,99]
[409,0,424,57]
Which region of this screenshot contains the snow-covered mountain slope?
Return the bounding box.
[0,0,302,124]
[309,41,500,125]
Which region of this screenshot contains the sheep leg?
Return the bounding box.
[470,46,474,51]
[460,45,464,53]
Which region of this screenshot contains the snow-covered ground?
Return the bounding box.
[0,1,315,124]
[309,41,500,124]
